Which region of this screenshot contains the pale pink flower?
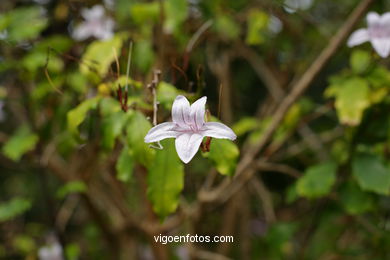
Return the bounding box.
[38,242,63,260]
[72,5,114,41]
[348,12,390,58]
[144,95,236,164]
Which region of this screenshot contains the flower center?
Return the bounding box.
[189,123,198,132]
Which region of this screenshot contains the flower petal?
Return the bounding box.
[190,96,207,130]
[72,23,91,41]
[367,12,381,27]
[144,122,178,143]
[371,38,390,58]
[381,12,390,27]
[172,95,191,127]
[82,5,105,20]
[94,18,114,40]
[202,122,237,140]
[347,29,369,47]
[175,133,204,163]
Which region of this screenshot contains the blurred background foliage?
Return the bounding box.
[0,0,390,259]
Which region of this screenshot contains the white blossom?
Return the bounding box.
[72,5,114,41]
[348,12,390,58]
[144,95,236,164]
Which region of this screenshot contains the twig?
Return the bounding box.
[237,43,284,101]
[55,195,79,231]
[185,20,213,53]
[250,178,276,223]
[255,161,301,179]
[147,70,163,149]
[297,124,329,161]
[125,41,133,93]
[273,126,344,160]
[113,47,120,79]
[44,48,63,94]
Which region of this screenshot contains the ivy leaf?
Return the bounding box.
[56,181,87,199]
[296,162,337,199]
[334,77,370,126]
[339,182,373,215]
[352,153,390,195]
[2,126,38,161]
[116,146,134,182]
[0,198,32,222]
[67,97,101,136]
[203,139,239,176]
[126,111,155,167]
[80,35,124,77]
[147,139,184,218]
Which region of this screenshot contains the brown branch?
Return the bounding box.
[250,178,276,223]
[197,0,373,205]
[236,42,284,101]
[255,161,301,179]
[237,0,373,173]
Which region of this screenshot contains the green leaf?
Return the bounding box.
[116,146,134,182]
[101,111,127,150]
[286,185,299,204]
[366,66,390,88]
[126,111,155,166]
[296,162,337,198]
[334,77,370,126]
[80,35,124,77]
[203,139,239,176]
[133,39,155,73]
[157,82,183,110]
[12,235,35,254]
[2,126,38,161]
[164,0,188,34]
[57,181,87,199]
[4,7,48,42]
[67,97,101,136]
[350,50,371,74]
[99,97,122,116]
[35,35,73,53]
[0,198,32,222]
[246,10,269,45]
[352,153,390,195]
[214,15,240,40]
[65,243,81,260]
[264,222,298,253]
[232,117,259,136]
[339,182,373,215]
[130,2,159,24]
[147,139,184,218]
[66,72,88,94]
[109,75,143,91]
[22,51,64,73]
